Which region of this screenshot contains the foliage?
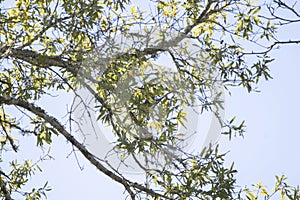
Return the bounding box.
[0,0,299,199]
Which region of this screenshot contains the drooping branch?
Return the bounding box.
[0,95,169,199]
[0,173,13,200]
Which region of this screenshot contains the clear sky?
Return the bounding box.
[3,0,300,199]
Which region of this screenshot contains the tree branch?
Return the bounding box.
[0,95,168,199]
[242,39,300,55]
[0,176,13,200]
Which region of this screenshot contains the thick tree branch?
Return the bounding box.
[0,95,168,199]
[0,177,13,200]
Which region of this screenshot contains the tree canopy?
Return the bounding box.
[0,0,299,199]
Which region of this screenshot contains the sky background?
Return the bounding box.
[2,0,300,199]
